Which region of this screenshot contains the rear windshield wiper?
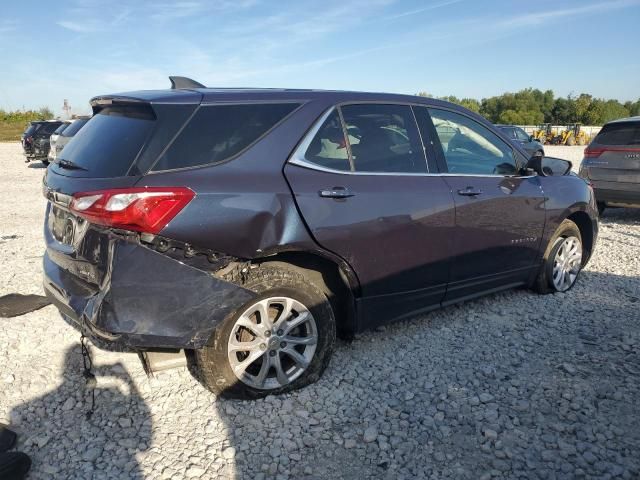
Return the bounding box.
[55,159,88,171]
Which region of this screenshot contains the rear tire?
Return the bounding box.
[193,265,335,399]
[534,219,583,294]
[597,202,606,216]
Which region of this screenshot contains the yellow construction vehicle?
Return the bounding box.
[533,123,553,144]
[552,124,590,146]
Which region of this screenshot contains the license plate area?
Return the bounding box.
[49,204,89,248]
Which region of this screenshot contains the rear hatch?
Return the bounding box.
[583,120,640,184]
[44,93,201,300]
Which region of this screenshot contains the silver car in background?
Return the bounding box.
[50,117,90,162]
[47,122,70,164]
[579,116,640,214]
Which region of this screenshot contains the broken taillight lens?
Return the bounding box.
[70,187,195,234]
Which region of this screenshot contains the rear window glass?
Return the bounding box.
[152,103,299,171]
[24,124,40,135]
[40,123,62,135]
[594,122,640,146]
[61,118,89,137]
[57,106,155,177]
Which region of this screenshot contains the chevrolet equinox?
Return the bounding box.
[43,77,599,399]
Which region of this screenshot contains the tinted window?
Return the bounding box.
[40,122,63,135]
[303,110,351,171]
[58,105,155,177]
[61,118,89,137]
[53,123,69,135]
[515,128,530,141]
[594,122,640,146]
[427,109,516,175]
[340,104,427,173]
[152,103,299,171]
[24,124,40,135]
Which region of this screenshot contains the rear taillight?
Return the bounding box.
[70,187,195,234]
[584,146,640,158]
[584,147,604,158]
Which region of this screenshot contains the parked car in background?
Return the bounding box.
[49,117,90,164]
[43,79,598,399]
[21,120,64,164]
[579,116,640,214]
[47,122,71,165]
[496,125,545,157]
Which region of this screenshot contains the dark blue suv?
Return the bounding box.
[43,78,598,398]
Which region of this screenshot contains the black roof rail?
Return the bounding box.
[169,76,206,89]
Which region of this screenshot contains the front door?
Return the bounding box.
[415,107,546,303]
[284,103,455,327]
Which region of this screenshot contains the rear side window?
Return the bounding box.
[341,104,427,173]
[594,122,640,146]
[53,124,69,135]
[152,103,299,171]
[61,119,89,137]
[58,105,155,177]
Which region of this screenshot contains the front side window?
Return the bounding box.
[152,103,300,171]
[427,108,517,175]
[340,104,427,173]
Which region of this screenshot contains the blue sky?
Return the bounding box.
[1,0,638,115]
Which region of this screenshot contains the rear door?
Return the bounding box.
[414,107,546,303]
[284,103,455,327]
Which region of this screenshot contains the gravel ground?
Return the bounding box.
[1,142,639,479]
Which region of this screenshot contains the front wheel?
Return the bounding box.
[534,219,583,294]
[193,265,335,399]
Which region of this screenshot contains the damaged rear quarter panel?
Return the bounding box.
[140,101,329,258]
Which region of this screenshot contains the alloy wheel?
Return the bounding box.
[552,236,582,292]
[227,297,318,390]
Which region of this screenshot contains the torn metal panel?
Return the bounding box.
[44,237,255,349]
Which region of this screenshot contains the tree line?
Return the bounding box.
[0,107,55,142]
[417,89,640,126]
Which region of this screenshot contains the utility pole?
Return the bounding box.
[62,99,71,119]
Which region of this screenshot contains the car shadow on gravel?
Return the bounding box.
[209,267,639,479]
[8,345,152,478]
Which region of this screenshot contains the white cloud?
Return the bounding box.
[383,0,465,21]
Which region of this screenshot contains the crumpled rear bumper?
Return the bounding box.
[44,239,255,349]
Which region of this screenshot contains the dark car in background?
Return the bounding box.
[48,117,90,164]
[42,79,598,399]
[579,116,640,214]
[496,124,545,157]
[21,120,64,164]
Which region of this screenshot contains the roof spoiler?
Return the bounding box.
[169,76,206,89]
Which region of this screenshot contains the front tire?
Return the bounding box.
[193,265,335,399]
[534,219,583,294]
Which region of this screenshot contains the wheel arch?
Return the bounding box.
[254,250,359,338]
[566,210,595,266]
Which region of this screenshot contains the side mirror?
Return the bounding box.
[525,155,545,176]
[529,135,534,142]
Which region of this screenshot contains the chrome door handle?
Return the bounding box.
[457,188,483,197]
[319,187,354,198]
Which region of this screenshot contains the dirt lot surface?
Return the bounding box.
[1,143,639,479]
